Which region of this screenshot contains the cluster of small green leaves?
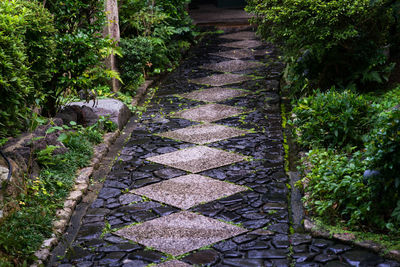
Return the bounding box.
[118,0,195,93]
[0,118,115,264]
[294,87,400,233]
[246,0,398,95]
[290,90,371,148]
[0,0,56,138]
[299,149,370,228]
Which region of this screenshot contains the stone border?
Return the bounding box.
[33,131,119,265]
[304,218,400,262]
[32,80,154,266]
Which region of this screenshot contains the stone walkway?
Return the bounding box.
[56,29,400,267]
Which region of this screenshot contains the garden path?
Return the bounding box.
[55,29,399,267]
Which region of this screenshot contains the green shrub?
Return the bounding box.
[300,149,371,228]
[365,108,400,230]
[290,90,371,148]
[0,0,56,138]
[38,0,115,116]
[118,0,194,93]
[247,0,396,94]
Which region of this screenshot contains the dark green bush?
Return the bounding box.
[247,0,397,94]
[118,0,194,94]
[38,0,115,116]
[0,0,56,138]
[290,90,371,148]
[300,149,371,228]
[365,108,400,230]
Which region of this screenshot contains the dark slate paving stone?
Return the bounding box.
[342,249,384,266]
[312,238,334,249]
[313,253,338,263]
[98,252,126,265]
[247,249,288,259]
[128,250,166,263]
[214,240,238,252]
[222,258,264,267]
[182,249,220,265]
[122,260,148,267]
[328,244,352,254]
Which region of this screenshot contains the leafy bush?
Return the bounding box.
[37,0,116,116]
[290,90,371,148]
[300,149,371,228]
[365,108,400,230]
[247,0,397,94]
[0,0,56,138]
[118,0,194,93]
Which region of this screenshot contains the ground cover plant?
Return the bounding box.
[0,118,115,265]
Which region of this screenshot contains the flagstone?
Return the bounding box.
[115,211,247,256]
[220,31,257,40]
[158,123,249,145]
[146,146,245,173]
[133,174,247,209]
[190,73,253,86]
[155,260,192,267]
[172,104,243,123]
[180,87,248,103]
[210,49,269,60]
[201,60,264,73]
[220,40,263,49]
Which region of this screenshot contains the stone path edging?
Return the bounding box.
[304,218,400,262]
[33,131,120,265]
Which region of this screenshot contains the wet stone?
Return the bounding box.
[342,250,384,266]
[153,168,186,179]
[132,177,161,188]
[98,252,126,265]
[103,234,131,244]
[272,239,290,249]
[190,73,253,87]
[242,219,270,229]
[232,234,257,244]
[295,263,320,267]
[313,253,338,263]
[293,253,317,263]
[263,202,287,211]
[122,260,148,267]
[291,234,312,246]
[267,223,289,234]
[240,241,270,250]
[247,249,288,259]
[223,258,264,267]
[213,240,238,252]
[182,249,220,265]
[128,250,165,263]
[312,238,334,248]
[98,188,122,199]
[76,224,104,241]
[328,244,352,254]
[152,206,178,216]
[325,261,349,267]
[119,194,142,205]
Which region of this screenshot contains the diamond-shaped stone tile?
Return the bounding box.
[220,40,263,49]
[159,123,249,145]
[155,260,192,267]
[190,73,253,86]
[133,174,247,209]
[210,49,270,60]
[181,87,248,102]
[172,104,243,122]
[146,146,245,173]
[220,31,257,40]
[115,211,247,256]
[201,60,264,72]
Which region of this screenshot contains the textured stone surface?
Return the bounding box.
[180,87,248,103]
[133,174,247,209]
[146,146,245,173]
[201,60,264,72]
[190,73,253,86]
[115,211,247,256]
[158,123,249,145]
[154,260,192,267]
[220,31,257,40]
[210,49,269,60]
[220,40,263,49]
[172,104,244,123]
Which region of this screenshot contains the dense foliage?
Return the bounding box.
[291,90,371,148]
[118,0,195,93]
[247,0,399,95]
[0,0,56,138]
[294,87,400,233]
